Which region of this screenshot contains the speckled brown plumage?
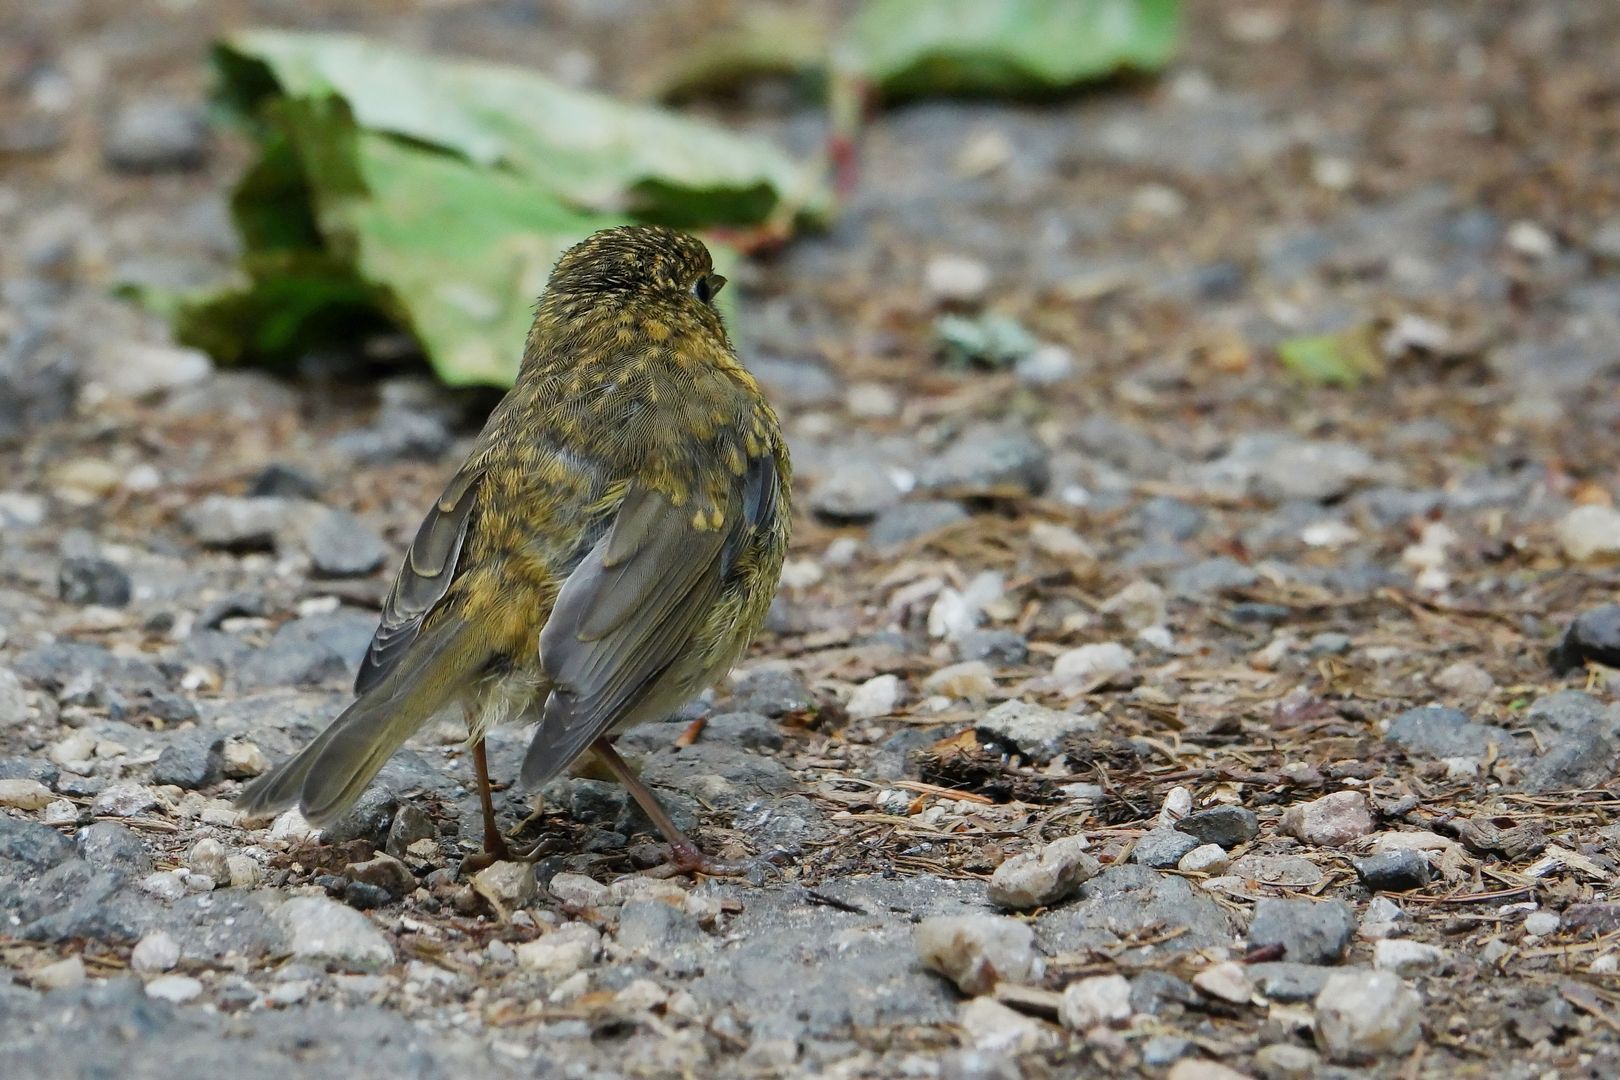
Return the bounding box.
[239,226,791,867]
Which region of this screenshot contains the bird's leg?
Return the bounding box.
[460,728,516,876]
[589,737,752,877]
[471,737,512,862]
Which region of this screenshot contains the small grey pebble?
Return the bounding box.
[102,97,209,172]
[1131,828,1201,869]
[1551,604,1620,674]
[730,668,813,718]
[151,732,224,789]
[58,557,132,607]
[343,881,394,910]
[955,629,1029,666]
[1247,898,1356,964]
[1174,806,1259,849]
[1353,850,1432,892]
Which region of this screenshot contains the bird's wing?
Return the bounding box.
[354,464,483,696]
[521,455,779,787]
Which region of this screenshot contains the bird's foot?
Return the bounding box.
[458,827,550,875]
[639,839,780,881]
[459,840,511,877]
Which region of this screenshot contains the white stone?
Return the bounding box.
[1099,580,1166,631]
[1167,1061,1255,1080]
[43,799,78,825]
[988,836,1098,910]
[1363,897,1404,925]
[1015,344,1075,386]
[1382,314,1450,357]
[145,974,203,1003]
[1052,642,1134,689]
[140,870,187,902]
[1179,844,1232,875]
[222,740,270,778]
[778,558,823,590]
[0,492,47,530]
[1029,522,1096,563]
[1301,519,1359,548]
[548,872,611,908]
[49,731,97,768]
[957,997,1057,1054]
[1158,785,1194,827]
[0,666,23,725]
[1432,660,1494,698]
[516,922,601,977]
[976,700,1099,761]
[1506,219,1555,259]
[267,808,317,840]
[473,861,537,912]
[847,674,903,720]
[33,956,86,990]
[198,802,244,828]
[1312,156,1355,191]
[91,783,156,817]
[925,254,992,305]
[922,661,994,699]
[226,855,261,888]
[845,381,900,419]
[1193,961,1254,1004]
[268,980,311,1005]
[607,875,688,905]
[1523,910,1560,937]
[1131,182,1187,218]
[1058,973,1132,1029]
[88,342,213,400]
[1313,970,1421,1062]
[1558,505,1620,562]
[187,838,229,881]
[1372,939,1448,975]
[1254,1042,1321,1078]
[131,930,181,973]
[915,915,1041,996]
[548,970,590,1003]
[955,129,1013,176]
[0,778,53,809]
[273,896,394,971]
[927,572,1004,641]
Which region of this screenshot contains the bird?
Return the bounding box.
[238,224,792,874]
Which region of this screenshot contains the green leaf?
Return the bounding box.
[848,0,1180,98]
[217,30,830,227]
[935,313,1038,369]
[174,30,821,386]
[1276,328,1385,388]
[645,5,831,101]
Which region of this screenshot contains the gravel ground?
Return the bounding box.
[4,2,1620,1078]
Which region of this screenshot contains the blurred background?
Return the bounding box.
[3,2,1620,1074]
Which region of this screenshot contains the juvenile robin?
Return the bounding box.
[239,225,792,873]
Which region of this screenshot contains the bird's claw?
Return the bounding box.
[639,840,779,881]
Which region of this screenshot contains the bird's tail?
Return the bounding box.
[237,618,476,827]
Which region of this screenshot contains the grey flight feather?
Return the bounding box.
[519,457,777,789]
[238,615,474,826]
[354,465,483,696]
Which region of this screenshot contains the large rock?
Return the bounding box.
[1517,691,1620,792]
[1247,898,1356,964]
[272,896,394,971]
[1035,866,1236,960]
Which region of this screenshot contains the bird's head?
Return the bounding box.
[540,224,727,318]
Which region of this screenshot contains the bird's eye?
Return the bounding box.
[690,274,725,305]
